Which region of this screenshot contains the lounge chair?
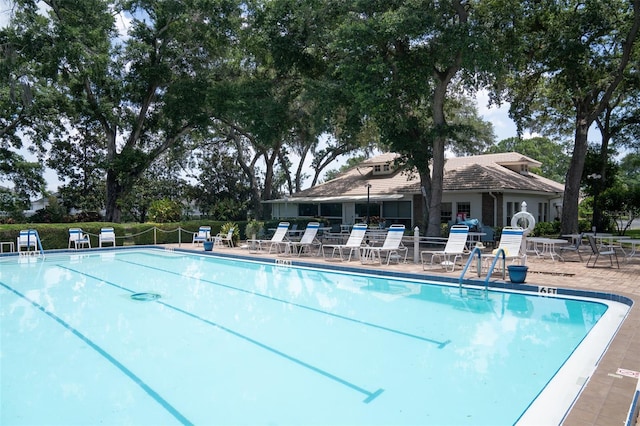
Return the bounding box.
[360,224,408,265]
[283,222,322,256]
[421,225,469,271]
[68,228,91,249]
[17,229,39,253]
[248,222,290,254]
[322,223,368,261]
[192,226,211,245]
[214,227,235,248]
[482,227,525,271]
[586,235,619,268]
[99,227,116,248]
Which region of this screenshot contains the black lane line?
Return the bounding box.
[0,280,193,425]
[57,264,384,403]
[117,258,450,349]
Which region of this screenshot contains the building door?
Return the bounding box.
[343,202,356,225]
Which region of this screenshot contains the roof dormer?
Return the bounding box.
[372,162,393,175]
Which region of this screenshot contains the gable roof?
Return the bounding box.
[287,152,563,200]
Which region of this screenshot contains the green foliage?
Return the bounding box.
[532,220,560,237]
[245,220,264,239]
[28,196,69,224]
[209,198,249,222]
[148,199,182,223]
[219,222,239,244]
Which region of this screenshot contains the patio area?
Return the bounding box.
[173,240,640,426]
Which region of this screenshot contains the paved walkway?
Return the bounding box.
[173,242,640,425]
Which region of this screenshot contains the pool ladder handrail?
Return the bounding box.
[27,229,45,258]
[459,246,506,290]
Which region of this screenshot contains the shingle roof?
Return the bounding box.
[289,152,563,199]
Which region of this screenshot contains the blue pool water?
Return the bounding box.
[0,249,629,425]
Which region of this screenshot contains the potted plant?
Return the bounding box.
[507,264,529,283]
[245,220,264,241]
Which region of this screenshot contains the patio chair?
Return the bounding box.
[322,223,368,261]
[482,227,525,272]
[214,227,235,248]
[360,224,408,265]
[249,222,290,254]
[558,233,583,261]
[420,225,469,272]
[586,235,619,268]
[68,228,91,249]
[17,229,39,253]
[192,226,211,245]
[283,222,322,257]
[99,227,116,248]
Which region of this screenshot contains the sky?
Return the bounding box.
[1,2,521,193]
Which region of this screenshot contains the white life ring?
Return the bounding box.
[511,210,536,235]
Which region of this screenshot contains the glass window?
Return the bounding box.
[383,201,411,218]
[456,202,471,220]
[320,203,342,217]
[537,202,548,223]
[355,203,380,219]
[441,202,452,223]
[298,203,317,217]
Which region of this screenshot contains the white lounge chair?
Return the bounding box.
[421,225,469,271]
[283,222,322,257]
[68,228,91,249]
[248,222,290,254]
[483,227,525,271]
[322,223,368,261]
[360,224,408,265]
[214,227,235,248]
[17,229,39,253]
[99,227,116,248]
[192,226,211,245]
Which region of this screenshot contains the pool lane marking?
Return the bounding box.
[115,258,450,349]
[0,281,194,425]
[55,264,385,403]
[156,296,385,403]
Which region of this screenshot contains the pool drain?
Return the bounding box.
[130,292,161,302]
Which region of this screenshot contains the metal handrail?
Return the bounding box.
[483,248,506,288]
[459,246,507,291]
[459,246,483,288]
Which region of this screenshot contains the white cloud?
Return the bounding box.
[475,89,518,142]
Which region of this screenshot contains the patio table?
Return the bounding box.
[619,239,640,260]
[527,237,568,261]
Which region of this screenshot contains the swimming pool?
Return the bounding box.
[0,249,630,425]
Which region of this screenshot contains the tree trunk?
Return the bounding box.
[105,169,122,223]
[560,114,590,235]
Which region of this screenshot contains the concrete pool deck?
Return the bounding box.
[168,242,640,426]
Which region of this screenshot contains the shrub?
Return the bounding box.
[148,199,182,223]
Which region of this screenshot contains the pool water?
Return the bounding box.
[0,249,629,425]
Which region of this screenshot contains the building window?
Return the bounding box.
[320,203,342,218]
[298,203,317,217]
[506,202,520,224]
[382,201,411,227]
[456,202,471,220]
[383,163,390,172]
[537,202,548,223]
[441,202,452,223]
[355,203,380,220]
[374,165,381,172]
